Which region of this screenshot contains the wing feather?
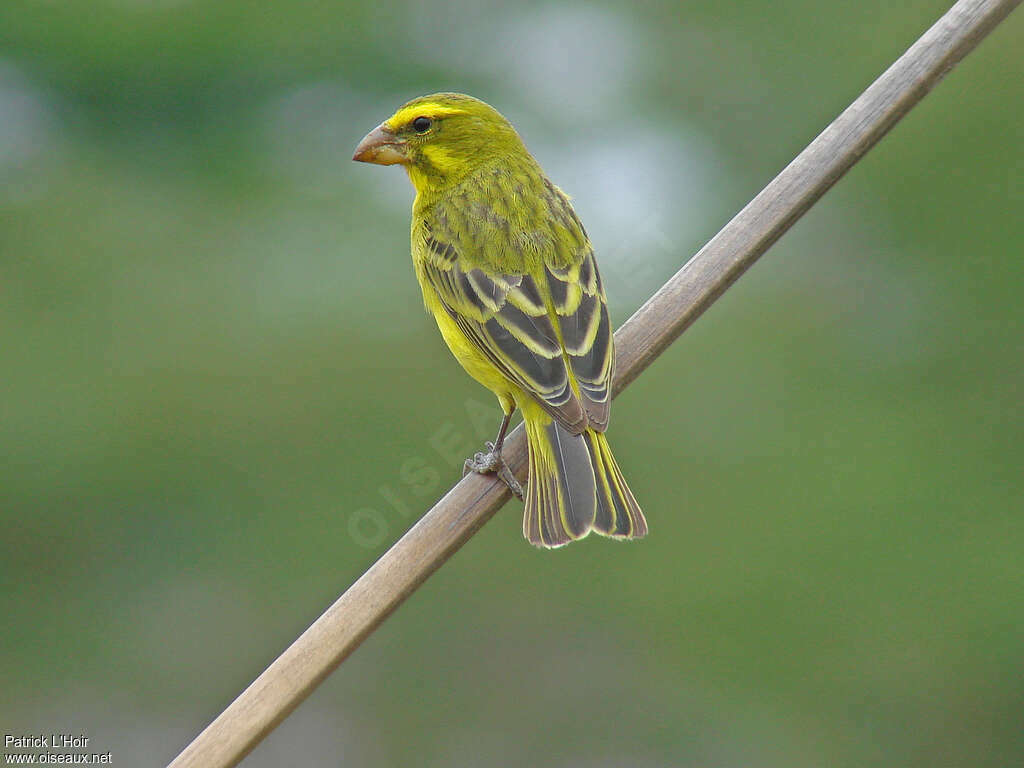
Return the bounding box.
[544,250,613,431]
[418,178,614,433]
[420,239,586,431]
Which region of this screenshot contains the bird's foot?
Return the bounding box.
[463,442,524,500]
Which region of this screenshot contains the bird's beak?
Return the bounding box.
[352,123,407,165]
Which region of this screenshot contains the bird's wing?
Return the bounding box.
[419,226,589,433]
[418,175,615,433]
[544,250,614,432]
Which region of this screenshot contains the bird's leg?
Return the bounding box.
[463,410,524,500]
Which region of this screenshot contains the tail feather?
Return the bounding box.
[585,430,647,539]
[523,416,647,548]
[524,419,595,547]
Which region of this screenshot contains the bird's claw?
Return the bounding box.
[463,444,524,500]
[463,442,499,473]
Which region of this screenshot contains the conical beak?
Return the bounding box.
[352,123,407,165]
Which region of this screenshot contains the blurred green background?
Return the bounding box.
[2,1,1022,766]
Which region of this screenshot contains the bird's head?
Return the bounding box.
[353,93,528,193]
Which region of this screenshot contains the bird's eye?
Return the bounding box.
[412,116,433,133]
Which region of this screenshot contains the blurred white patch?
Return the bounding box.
[407,2,644,117]
[481,4,644,117]
[536,123,721,307]
[0,60,63,204]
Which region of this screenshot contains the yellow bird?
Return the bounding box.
[353,93,646,548]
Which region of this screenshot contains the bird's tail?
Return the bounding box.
[583,429,647,540]
[523,416,647,548]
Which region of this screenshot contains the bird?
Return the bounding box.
[353,92,646,548]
